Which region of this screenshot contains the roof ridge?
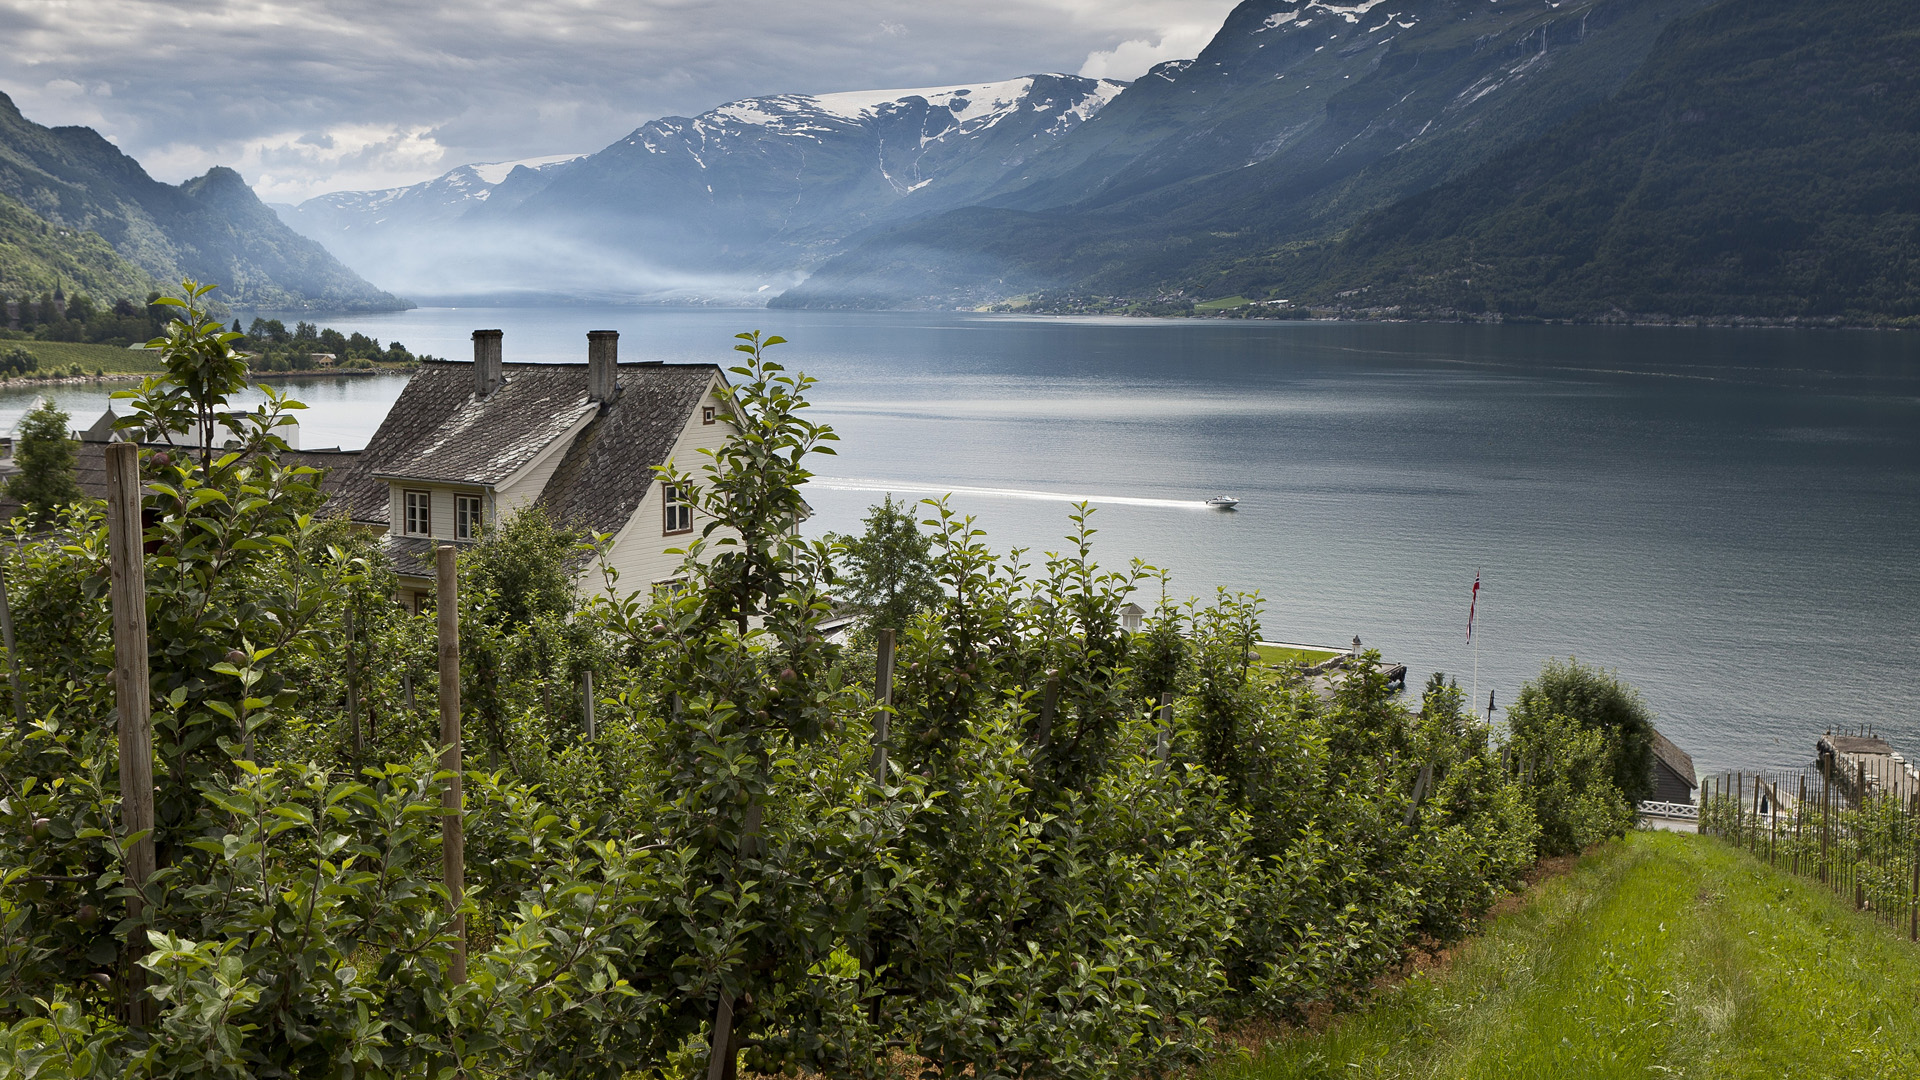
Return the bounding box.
[416,358,724,369]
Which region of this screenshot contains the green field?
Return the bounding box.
[1195,295,1253,312]
[1254,643,1341,667]
[1221,830,1920,1079]
[0,340,165,376]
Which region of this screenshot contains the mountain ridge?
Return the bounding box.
[279,75,1126,303]
[0,92,407,312]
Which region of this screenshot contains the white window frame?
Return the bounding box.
[455,494,484,541]
[662,483,692,535]
[403,489,431,537]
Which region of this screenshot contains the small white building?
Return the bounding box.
[327,329,733,610]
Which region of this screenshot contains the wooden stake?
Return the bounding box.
[436,545,466,985]
[105,443,154,1028]
[344,607,362,766]
[1404,763,1433,827]
[1035,674,1059,749]
[0,559,26,725]
[1154,691,1172,773]
[871,628,894,783]
[582,668,596,741]
[707,991,736,1080]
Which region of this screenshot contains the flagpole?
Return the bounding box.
[1468,571,1480,726]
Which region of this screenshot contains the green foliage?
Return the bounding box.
[1506,709,1634,857]
[0,301,1640,1078]
[4,400,79,520]
[0,348,34,377]
[1510,657,1657,805]
[828,494,941,634]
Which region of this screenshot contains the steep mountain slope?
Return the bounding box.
[0,189,155,300]
[281,76,1123,302]
[0,92,406,311]
[1242,0,1920,321]
[776,0,1716,308]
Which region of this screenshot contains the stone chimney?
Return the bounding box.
[587,330,619,406]
[472,329,503,397]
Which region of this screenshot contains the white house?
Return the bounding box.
[326,329,733,609]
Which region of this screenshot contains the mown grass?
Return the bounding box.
[1219,830,1920,1079]
[1254,643,1340,667]
[1194,295,1253,312]
[0,340,164,375]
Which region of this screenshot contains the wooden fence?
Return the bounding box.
[1699,763,1920,942]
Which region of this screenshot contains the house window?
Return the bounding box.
[652,577,689,599]
[663,483,692,534]
[403,490,431,537]
[702,405,716,425]
[455,494,484,540]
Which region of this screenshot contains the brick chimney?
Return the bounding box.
[587,330,619,406]
[472,329,503,397]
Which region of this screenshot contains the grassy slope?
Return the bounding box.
[1225,831,1920,1079]
[0,340,165,375]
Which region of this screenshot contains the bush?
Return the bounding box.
[0,293,1623,1077]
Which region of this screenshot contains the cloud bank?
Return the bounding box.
[0,0,1238,202]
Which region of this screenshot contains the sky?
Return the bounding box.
[0,0,1239,204]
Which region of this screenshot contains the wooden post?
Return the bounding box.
[1154,691,1172,773]
[1822,772,1831,886]
[871,628,894,783]
[105,443,155,1028]
[436,545,466,985]
[1751,775,1762,854]
[1035,675,1058,748]
[707,992,736,1080]
[709,797,762,1080]
[1795,775,1805,875]
[582,668,596,741]
[1404,763,1433,827]
[344,608,362,766]
[0,559,26,725]
[1911,835,1918,943]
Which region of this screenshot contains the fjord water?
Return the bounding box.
[10,310,1916,779]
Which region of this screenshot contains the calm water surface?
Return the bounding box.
[8,309,1915,779]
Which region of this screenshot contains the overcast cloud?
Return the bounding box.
[0,0,1237,203]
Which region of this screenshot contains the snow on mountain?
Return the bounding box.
[278,73,1128,302]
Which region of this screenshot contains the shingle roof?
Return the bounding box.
[330,360,721,548]
[1650,727,1696,788]
[535,363,718,537]
[375,374,596,487]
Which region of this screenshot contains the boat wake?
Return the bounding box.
[807,476,1210,510]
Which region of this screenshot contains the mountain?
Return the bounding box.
[0,189,155,300]
[1230,0,1920,322]
[279,75,1124,303]
[0,92,406,311]
[774,0,1722,308]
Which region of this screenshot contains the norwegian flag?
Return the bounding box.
[1467,573,1480,643]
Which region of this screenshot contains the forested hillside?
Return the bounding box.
[1223,0,1920,322]
[0,189,154,300]
[780,0,1920,324]
[0,93,406,312]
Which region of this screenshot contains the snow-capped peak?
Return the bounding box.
[466,154,587,185]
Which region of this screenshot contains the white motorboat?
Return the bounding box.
[1205,495,1240,510]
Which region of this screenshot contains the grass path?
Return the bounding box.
[1222,830,1920,1079]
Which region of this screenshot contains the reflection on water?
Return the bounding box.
[19,309,1920,779]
